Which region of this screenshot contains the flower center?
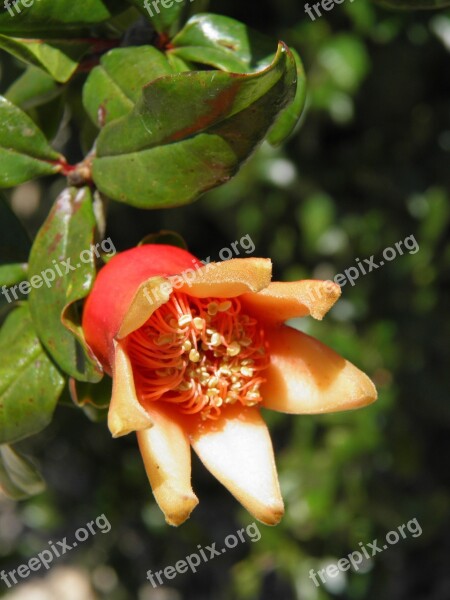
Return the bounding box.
[127,292,269,420]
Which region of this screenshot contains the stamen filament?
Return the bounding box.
[128,292,269,420]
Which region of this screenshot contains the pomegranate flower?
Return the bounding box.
[82,244,376,526]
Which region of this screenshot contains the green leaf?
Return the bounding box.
[127,0,209,36]
[375,0,450,7]
[0,263,27,287]
[170,14,306,144]
[138,230,188,249]
[28,187,103,382]
[0,96,62,187]
[0,35,92,83]
[29,93,66,141]
[268,49,306,146]
[69,377,111,409]
[5,66,61,110]
[0,0,123,36]
[0,444,45,499]
[171,13,276,73]
[0,304,65,444]
[69,376,111,422]
[92,43,297,208]
[83,46,174,127]
[166,52,192,72]
[6,68,66,141]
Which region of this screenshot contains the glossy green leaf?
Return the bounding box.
[0,0,123,36]
[92,43,297,208]
[0,96,62,187]
[83,46,174,127]
[5,66,61,110]
[375,0,450,7]
[127,0,209,36]
[171,13,275,73]
[0,444,45,499]
[28,187,103,382]
[0,35,92,83]
[0,304,65,444]
[268,49,306,146]
[171,14,306,144]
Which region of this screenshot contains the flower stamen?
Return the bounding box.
[127,293,269,420]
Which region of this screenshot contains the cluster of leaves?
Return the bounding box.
[0,1,307,497]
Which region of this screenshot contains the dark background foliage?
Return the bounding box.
[0,0,449,599]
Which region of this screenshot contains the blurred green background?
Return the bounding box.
[1,0,450,598]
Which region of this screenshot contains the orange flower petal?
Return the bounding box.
[241,280,341,324]
[117,276,172,339]
[108,340,153,437]
[189,406,284,525]
[261,325,377,413]
[137,405,198,527]
[179,258,272,298]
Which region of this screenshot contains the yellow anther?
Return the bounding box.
[210,332,221,347]
[218,301,232,312]
[240,366,254,377]
[207,302,218,316]
[182,340,192,352]
[189,349,200,363]
[208,376,219,388]
[193,317,204,331]
[227,341,241,356]
[177,381,192,391]
[178,314,192,327]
